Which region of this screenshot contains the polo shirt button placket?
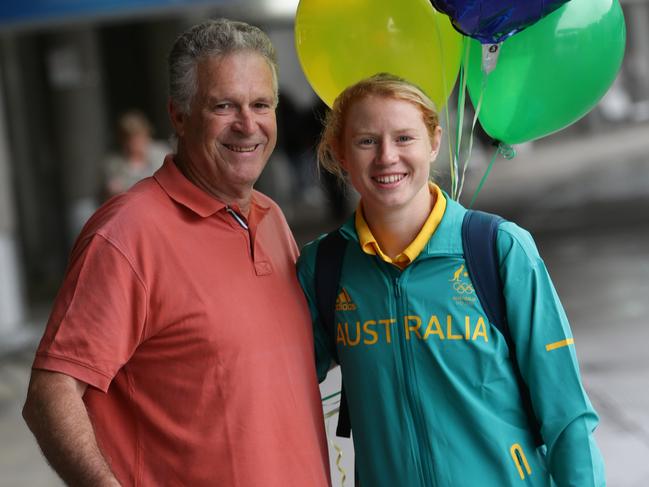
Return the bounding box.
[254,261,272,276]
[225,206,272,276]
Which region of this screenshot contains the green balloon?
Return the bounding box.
[466,0,626,145]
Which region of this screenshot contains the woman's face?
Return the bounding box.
[340,95,441,216]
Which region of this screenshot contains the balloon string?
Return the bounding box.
[331,441,347,486]
[433,9,456,193]
[469,146,498,208]
[452,39,471,200]
[451,48,463,198]
[456,68,485,202]
[323,398,347,487]
[443,97,454,191]
[468,143,516,208]
[451,38,472,201]
[452,81,463,199]
[450,43,464,198]
[321,390,341,402]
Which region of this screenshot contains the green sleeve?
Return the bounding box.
[550,417,605,486]
[497,222,605,486]
[297,239,335,383]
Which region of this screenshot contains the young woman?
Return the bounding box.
[297,73,604,486]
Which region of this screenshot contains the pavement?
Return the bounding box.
[2,120,649,486]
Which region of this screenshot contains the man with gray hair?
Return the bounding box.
[23,19,331,487]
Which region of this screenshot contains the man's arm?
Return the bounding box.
[22,370,121,487]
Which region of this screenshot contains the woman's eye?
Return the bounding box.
[397,135,412,143]
[359,138,375,146]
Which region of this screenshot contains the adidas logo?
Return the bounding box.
[335,288,357,311]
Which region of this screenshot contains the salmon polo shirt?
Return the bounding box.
[33,157,331,487]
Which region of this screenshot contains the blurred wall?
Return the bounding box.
[0,5,319,310]
[0,70,25,333]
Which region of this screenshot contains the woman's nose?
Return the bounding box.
[378,140,398,164]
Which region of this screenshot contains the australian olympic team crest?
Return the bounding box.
[450,263,476,304]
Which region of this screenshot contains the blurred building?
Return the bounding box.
[0,0,325,334]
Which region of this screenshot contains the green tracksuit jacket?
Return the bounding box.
[297,197,605,487]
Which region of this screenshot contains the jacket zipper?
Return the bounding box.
[392,272,435,487]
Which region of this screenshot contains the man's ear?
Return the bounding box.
[168,98,185,137]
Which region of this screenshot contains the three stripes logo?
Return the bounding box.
[335,288,357,311]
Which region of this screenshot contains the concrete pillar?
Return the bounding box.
[45,28,108,241]
[624,2,649,102]
[0,70,25,335]
[143,20,182,136]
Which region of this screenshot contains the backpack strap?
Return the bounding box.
[462,210,543,446]
[461,210,507,329]
[315,230,348,362]
[314,230,352,438]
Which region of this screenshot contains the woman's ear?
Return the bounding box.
[430,125,442,160]
[339,158,348,172]
[334,143,348,172]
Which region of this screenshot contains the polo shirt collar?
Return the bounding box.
[355,183,447,268]
[338,185,468,259]
[154,155,270,218]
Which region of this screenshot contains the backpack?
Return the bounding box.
[314,209,543,446]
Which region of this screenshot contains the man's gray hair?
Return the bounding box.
[168,18,279,114]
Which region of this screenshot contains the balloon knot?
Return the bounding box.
[497,143,516,160]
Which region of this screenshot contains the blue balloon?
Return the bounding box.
[430,0,572,44]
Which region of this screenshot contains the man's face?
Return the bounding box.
[171,51,277,203]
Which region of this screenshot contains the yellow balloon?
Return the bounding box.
[295,0,463,109]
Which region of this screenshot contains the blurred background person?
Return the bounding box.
[100,109,170,201]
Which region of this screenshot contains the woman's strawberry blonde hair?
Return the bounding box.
[317,73,440,180]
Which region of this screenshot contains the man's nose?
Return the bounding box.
[233,108,256,135]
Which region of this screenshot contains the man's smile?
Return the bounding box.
[224,143,259,153]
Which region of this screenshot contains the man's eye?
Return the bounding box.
[359,138,375,145]
[397,135,413,143]
[213,103,232,112]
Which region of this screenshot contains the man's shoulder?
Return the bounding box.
[83,178,170,243]
[251,190,292,227]
[111,177,167,214]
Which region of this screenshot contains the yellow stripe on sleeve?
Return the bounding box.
[545,338,575,352]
